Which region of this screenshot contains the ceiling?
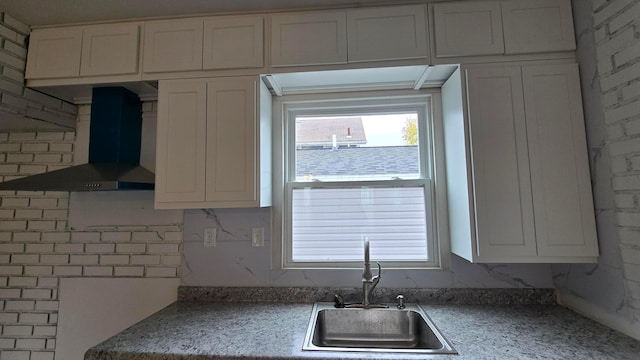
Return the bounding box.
[0,0,404,27]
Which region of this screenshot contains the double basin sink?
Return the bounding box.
[303,302,457,355]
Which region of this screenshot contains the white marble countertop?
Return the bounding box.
[85,301,640,360]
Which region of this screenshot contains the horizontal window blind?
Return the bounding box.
[291,187,429,262]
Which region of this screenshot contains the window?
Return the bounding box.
[273,91,449,269]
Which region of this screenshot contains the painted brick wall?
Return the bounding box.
[0,11,178,360]
[0,13,76,130]
[0,131,182,359]
[593,0,640,320]
[0,127,181,358]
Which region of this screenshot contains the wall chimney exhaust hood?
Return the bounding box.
[0,87,154,191]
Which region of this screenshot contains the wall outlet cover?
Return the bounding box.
[204,228,217,247]
[252,227,264,247]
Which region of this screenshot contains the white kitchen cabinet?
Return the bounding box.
[433,0,575,58]
[155,79,207,203]
[443,64,598,263]
[26,23,141,81]
[205,78,257,203]
[502,0,576,54]
[155,76,271,209]
[346,5,428,63]
[271,11,347,67]
[26,27,83,79]
[432,1,504,57]
[143,18,203,73]
[203,16,263,70]
[80,23,140,76]
[146,15,263,73]
[522,64,597,257]
[465,66,537,258]
[271,5,430,67]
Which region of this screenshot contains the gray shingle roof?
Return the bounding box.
[296,146,419,177]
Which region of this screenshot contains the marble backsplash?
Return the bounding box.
[182,208,555,289]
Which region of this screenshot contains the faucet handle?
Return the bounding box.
[370,262,382,287]
[396,294,405,309]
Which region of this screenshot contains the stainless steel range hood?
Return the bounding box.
[0,87,154,191]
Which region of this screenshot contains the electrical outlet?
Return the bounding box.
[204,228,217,247]
[251,227,264,247]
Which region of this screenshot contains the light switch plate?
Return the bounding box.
[251,227,264,247]
[204,228,217,247]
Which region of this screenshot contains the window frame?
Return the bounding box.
[272,89,450,270]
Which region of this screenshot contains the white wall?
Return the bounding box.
[56,278,179,360]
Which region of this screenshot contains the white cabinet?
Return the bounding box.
[271,5,429,67]
[521,64,596,257]
[203,16,263,70]
[26,23,141,80]
[155,79,207,203]
[143,19,203,73]
[502,0,576,54]
[443,64,598,263]
[26,27,83,79]
[432,1,504,57]
[347,5,428,62]
[271,11,347,67]
[205,78,258,202]
[155,76,271,209]
[465,66,537,258]
[432,0,575,58]
[80,23,140,76]
[144,15,264,74]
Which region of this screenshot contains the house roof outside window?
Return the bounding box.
[295,117,367,149]
[296,145,419,178]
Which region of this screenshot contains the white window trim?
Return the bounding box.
[271,89,450,270]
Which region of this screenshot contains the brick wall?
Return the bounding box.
[594,0,640,321]
[0,13,76,130]
[0,11,180,358]
[0,128,181,359]
[0,112,181,360]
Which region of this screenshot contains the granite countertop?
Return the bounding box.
[84,288,640,360]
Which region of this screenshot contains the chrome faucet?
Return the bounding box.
[362,238,381,307]
[334,239,387,309]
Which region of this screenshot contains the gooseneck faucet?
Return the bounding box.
[334,238,387,309]
[362,238,381,307]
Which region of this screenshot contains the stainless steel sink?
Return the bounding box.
[303,302,457,354]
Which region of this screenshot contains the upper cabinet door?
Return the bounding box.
[80,23,140,76]
[502,0,576,54]
[205,77,257,203]
[433,1,504,57]
[26,27,82,79]
[346,5,428,62]
[271,11,347,67]
[465,66,537,258]
[143,19,203,73]
[522,64,598,258]
[203,16,263,70]
[155,79,207,204]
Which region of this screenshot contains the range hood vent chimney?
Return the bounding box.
[0,87,155,191]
